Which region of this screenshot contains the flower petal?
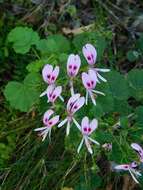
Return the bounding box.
[58,118,68,128]
[43,109,54,125]
[77,138,84,153]
[114,164,129,171]
[95,68,110,72]
[47,85,54,101]
[131,143,143,158]
[84,136,93,154]
[82,72,91,89]
[81,116,89,135]
[51,86,62,102]
[66,121,70,136]
[71,97,85,114]
[88,69,97,89]
[82,44,97,65]
[42,64,53,84]
[67,93,80,111]
[88,137,100,145]
[51,66,59,82]
[34,127,47,131]
[89,118,98,134]
[73,117,81,131]
[97,72,107,82]
[48,115,60,127]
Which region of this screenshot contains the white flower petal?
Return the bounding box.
[40,89,47,97]
[129,168,139,184]
[89,91,96,105]
[88,137,100,145]
[77,138,84,153]
[85,90,88,105]
[84,136,93,154]
[92,90,105,96]
[58,118,68,128]
[73,118,81,131]
[34,127,47,131]
[66,121,70,136]
[95,68,110,72]
[97,73,107,82]
[59,95,64,102]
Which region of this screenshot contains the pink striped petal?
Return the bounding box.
[42,64,53,84]
[115,164,130,171]
[82,72,91,89]
[47,85,54,101]
[67,93,80,112]
[48,115,59,127]
[51,66,59,83]
[82,44,97,65]
[43,109,54,125]
[71,97,85,114]
[81,116,89,135]
[51,86,62,102]
[88,69,97,89]
[131,143,143,158]
[89,118,98,134]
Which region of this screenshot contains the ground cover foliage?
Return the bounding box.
[1,1,143,190]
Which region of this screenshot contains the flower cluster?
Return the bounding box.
[34,43,142,183]
[34,43,109,154]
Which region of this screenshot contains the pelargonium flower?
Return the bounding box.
[82,69,105,105]
[131,143,143,162]
[42,64,59,85]
[58,93,85,136]
[77,116,100,154]
[67,54,81,95]
[82,43,97,65]
[102,143,112,151]
[82,43,110,82]
[114,162,141,184]
[34,109,59,141]
[67,54,81,78]
[40,85,63,103]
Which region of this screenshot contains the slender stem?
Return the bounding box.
[70,79,74,96]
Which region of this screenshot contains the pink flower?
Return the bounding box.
[114,162,141,183]
[82,43,110,82]
[40,85,63,103]
[102,143,112,151]
[58,94,85,136]
[42,64,59,85]
[67,54,81,78]
[131,143,143,162]
[82,69,105,105]
[82,44,97,65]
[77,116,100,154]
[34,109,59,141]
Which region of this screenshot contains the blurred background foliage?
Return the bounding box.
[1,0,143,190]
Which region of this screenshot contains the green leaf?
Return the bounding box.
[26,56,58,73]
[7,27,39,54]
[127,69,143,101]
[105,71,129,100]
[113,99,131,116]
[36,34,70,54]
[4,73,41,112]
[127,50,139,62]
